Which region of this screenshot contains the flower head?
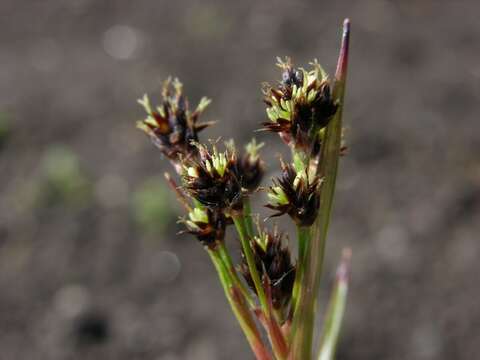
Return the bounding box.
[262,58,338,154]
[182,207,230,247]
[182,144,243,211]
[266,162,321,227]
[239,228,296,316]
[137,78,213,170]
[233,138,265,192]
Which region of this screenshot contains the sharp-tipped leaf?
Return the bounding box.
[317,249,351,360]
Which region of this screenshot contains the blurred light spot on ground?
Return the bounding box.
[155,353,180,360]
[155,251,181,284]
[109,123,144,156]
[29,38,62,72]
[156,315,183,348]
[376,225,408,260]
[471,65,480,78]
[3,177,38,221]
[95,174,129,208]
[410,324,441,359]
[449,227,477,274]
[67,0,91,15]
[354,0,395,33]
[184,337,218,360]
[54,285,91,318]
[375,224,417,273]
[103,25,142,60]
[184,4,231,41]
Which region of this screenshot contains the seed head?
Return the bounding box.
[182,206,230,247]
[137,78,213,170]
[233,138,265,192]
[182,144,243,211]
[262,58,338,154]
[266,162,321,227]
[239,229,296,316]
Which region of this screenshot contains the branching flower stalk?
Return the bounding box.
[136,19,351,360]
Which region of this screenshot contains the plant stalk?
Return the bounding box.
[243,196,256,238]
[208,248,271,360]
[289,19,350,360]
[290,226,312,321]
[232,214,269,314]
[217,242,256,309]
[232,215,292,359]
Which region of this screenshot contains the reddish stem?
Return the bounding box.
[335,19,350,83]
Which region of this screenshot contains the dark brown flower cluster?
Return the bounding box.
[240,230,296,317]
[137,78,213,171]
[183,207,231,248]
[266,163,321,227]
[182,144,244,212]
[182,141,265,213]
[262,58,338,155]
[233,139,265,193]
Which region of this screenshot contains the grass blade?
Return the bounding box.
[317,249,351,360]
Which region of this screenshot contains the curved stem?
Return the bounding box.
[233,215,269,314]
[217,242,256,309]
[208,249,271,360]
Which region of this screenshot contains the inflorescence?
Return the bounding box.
[135,19,350,360]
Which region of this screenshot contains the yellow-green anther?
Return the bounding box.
[268,187,289,206]
[185,220,201,231]
[189,207,209,224]
[267,108,278,122]
[138,94,153,114]
[187,166,198,178]
[254,233,268,252]
[279,109,290,120]
[245,138,264,161]
[196,97,212,113]
[173,77,183,94]
[205,160,213,174]
[156,105,166,118]
[211,152,228,176]
[136,121,151,133]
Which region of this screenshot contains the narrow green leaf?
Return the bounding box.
[317,249,351,360]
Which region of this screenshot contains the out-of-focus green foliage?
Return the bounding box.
[132,177,174,234]
[38,145,92,208]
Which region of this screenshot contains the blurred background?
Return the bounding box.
[1,1,479,359]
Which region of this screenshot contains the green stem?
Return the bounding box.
[289,19,350,360]
[217,242,256,309]
[235,213,289,359]
[232,214,269,315]
[290,226,312,322]
[208,249,271,360]
[243,196,255,238]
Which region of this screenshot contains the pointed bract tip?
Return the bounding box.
[336,247,352,283]
[335,19,351,82]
